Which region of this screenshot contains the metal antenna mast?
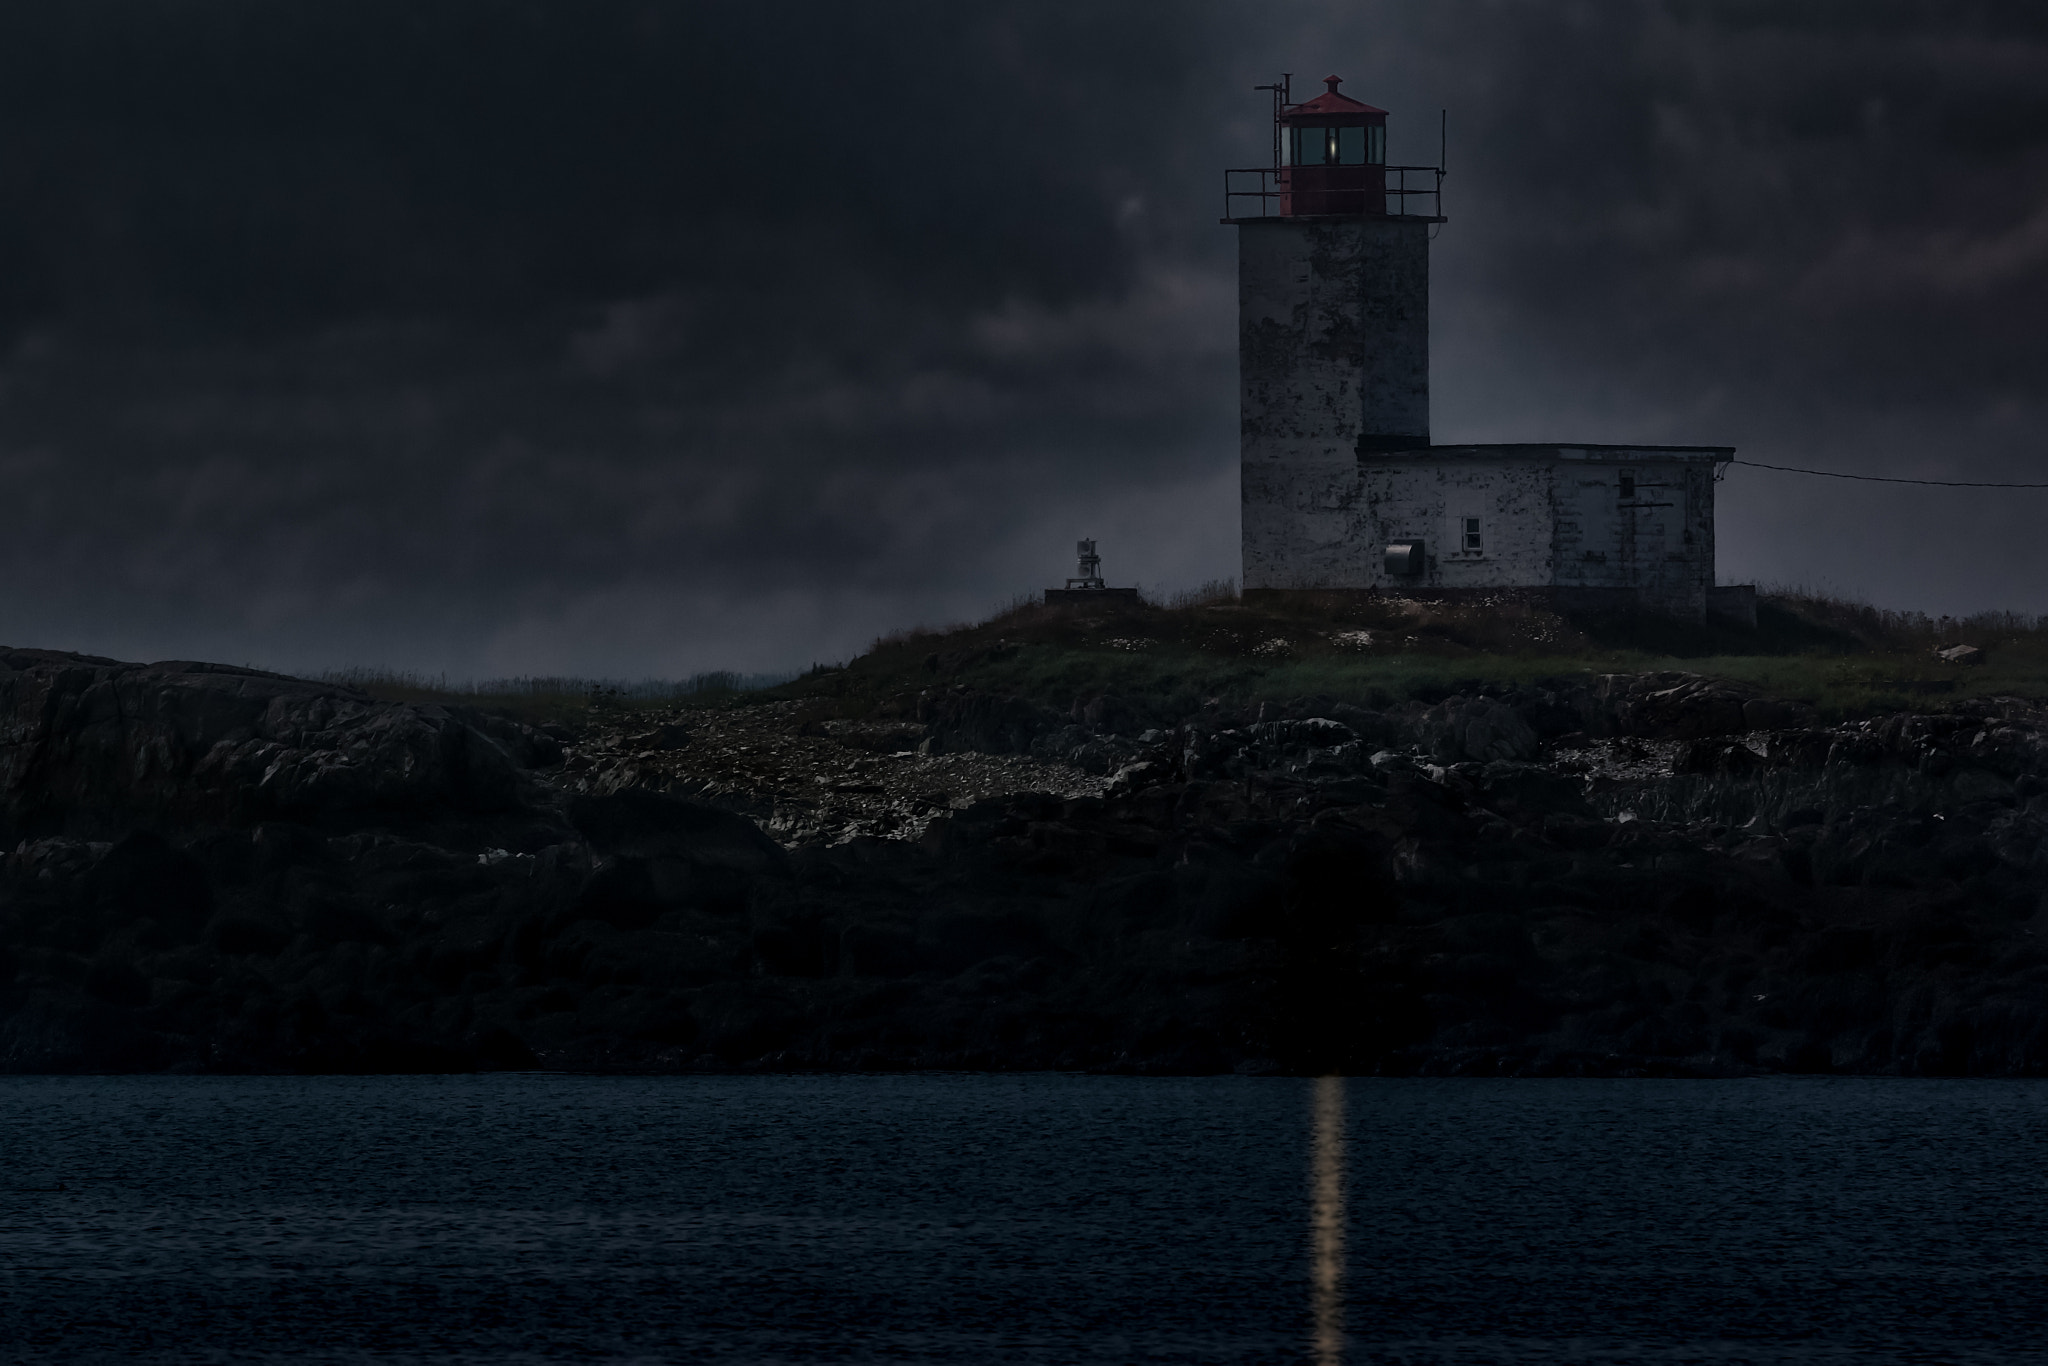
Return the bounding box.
[1252,73,1292,168]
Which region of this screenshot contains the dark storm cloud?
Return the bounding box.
[2,2,2046,676]
[0,1,1241,673]
[1425,1,2048,409]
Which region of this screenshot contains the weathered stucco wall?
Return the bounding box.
[1548,451,1721,616]
[1241,460,1371,589]
[1238,217,1430,459]
[1358,459,1556,589]
[1351,447,1727,614]
[1239,216,1429,589]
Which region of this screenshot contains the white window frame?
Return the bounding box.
[1460,515,1484,556]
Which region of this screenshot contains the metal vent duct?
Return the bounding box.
[1383,540,1425,578]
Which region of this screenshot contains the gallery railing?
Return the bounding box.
[1222,164,1445,222]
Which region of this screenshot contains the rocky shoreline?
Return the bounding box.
[3,646,2046,1075]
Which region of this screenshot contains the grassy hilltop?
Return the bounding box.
[345,586,2048,727]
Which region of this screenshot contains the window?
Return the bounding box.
[1619,473,1635,500]
[1291,125,1382,166]
[1288,127,1328,165]
[1463,516,1483,554]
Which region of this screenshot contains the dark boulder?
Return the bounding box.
[0,650,526,838]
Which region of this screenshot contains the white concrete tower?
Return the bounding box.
[1225,76,1443,589]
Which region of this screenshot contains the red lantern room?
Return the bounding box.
[1278,75,1388,216]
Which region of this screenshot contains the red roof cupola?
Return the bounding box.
[1283,74,1390,122]
[1276,74,1389,216]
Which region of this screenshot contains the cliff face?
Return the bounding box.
[3,648,2047,1076]
[0,649,545,833]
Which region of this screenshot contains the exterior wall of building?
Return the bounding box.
[1548,452,1721,617]
[1357,458,1556,590]
[1241,460,1373,589]
[1239,216,1429,589]
[1351,447,1728,615]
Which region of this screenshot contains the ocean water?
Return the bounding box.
[1,1075,2044,1364]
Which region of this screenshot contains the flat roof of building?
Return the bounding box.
[1358,442,1734,460]
[1225,214,1448,225]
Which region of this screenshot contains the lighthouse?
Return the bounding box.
[1223,76,1744,622]
[1226,75,1439,590]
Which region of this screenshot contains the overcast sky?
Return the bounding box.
[3,1,2046,679]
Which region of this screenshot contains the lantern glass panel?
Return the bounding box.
[1290,127,1329,166]
[1337,126,1365,164]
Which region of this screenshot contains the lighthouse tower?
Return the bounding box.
[1223,76,1740,620]
[1225,75,1441,589]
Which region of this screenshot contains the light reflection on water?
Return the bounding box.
[1310,1074,1346,1364]
[5,1076,2048,1362]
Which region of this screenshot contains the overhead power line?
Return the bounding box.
[1731,458,2048,488]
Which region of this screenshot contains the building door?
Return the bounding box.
[1616,477,1684,586]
